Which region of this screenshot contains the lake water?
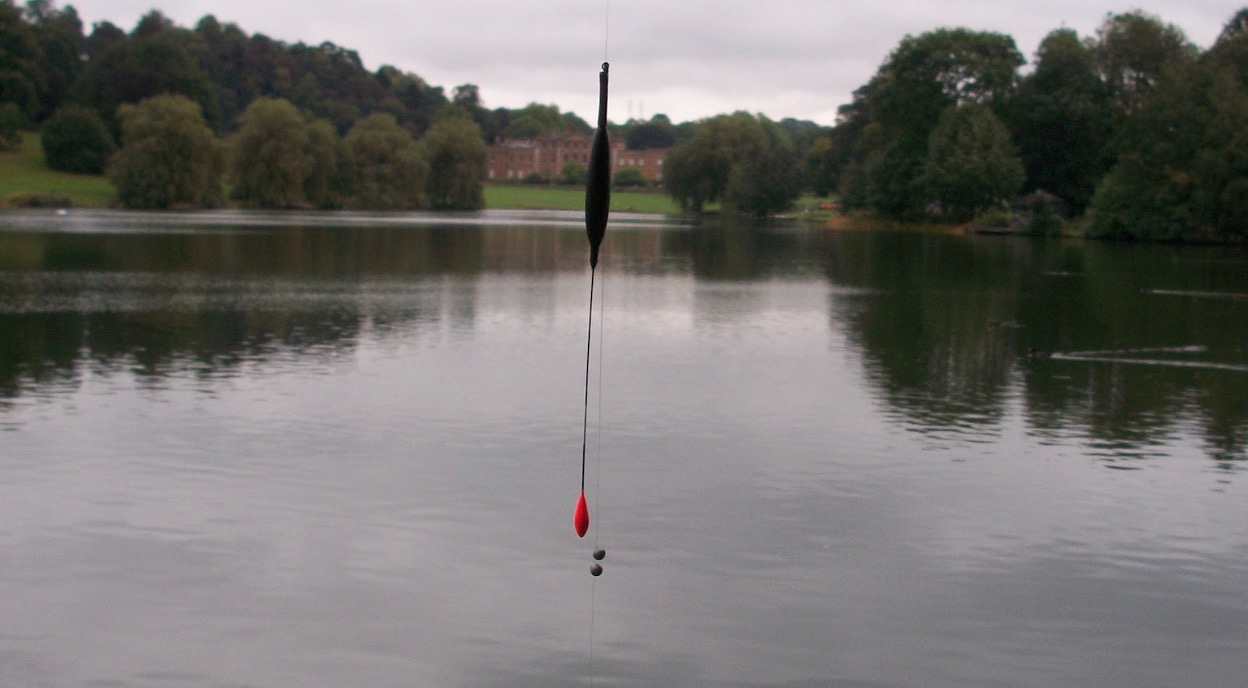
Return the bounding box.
[1,209,1246,688]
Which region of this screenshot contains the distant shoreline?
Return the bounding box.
[2,131,684,214]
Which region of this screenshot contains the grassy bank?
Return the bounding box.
[0,132,114,208]
[484,183,681,213]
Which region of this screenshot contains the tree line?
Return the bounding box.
[0,0,685,209]
[814,8,1248,241]
[659,8,1248,238]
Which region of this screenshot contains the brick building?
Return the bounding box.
[485,135,668,184]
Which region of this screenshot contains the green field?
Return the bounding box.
[484,183,682,214]
[0,132,115,208]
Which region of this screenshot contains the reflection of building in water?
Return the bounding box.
[485,136,668,183]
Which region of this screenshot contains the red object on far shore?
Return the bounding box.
[574,490,589,537]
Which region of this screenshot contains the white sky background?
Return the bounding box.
[62,0,1241,125]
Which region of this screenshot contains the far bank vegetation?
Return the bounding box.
[3,1,1248,241]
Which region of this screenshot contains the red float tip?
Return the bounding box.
[574,490,589,538]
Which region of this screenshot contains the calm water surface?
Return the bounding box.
[1,209,1246,687]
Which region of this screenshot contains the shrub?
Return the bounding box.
[613,168,647,188]
[559,162,587,186]
[41,106,116,174]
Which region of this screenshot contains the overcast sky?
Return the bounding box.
[62,0,1241,125]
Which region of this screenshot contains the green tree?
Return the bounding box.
[451,82,504,143]
[559,161,587,186]
[799,131,843,197]
[625,114,676,150]
[186,15,248,127]
[613,168,647,188]
[303,117,342,208]
[83,20,123,60]
[920,102,1023,221]
[504,103,569,139]
[40,104,114,172]
[229,97,311,208]
[1089,15,1248,242]
[75,15,221,135]
[838,28,1023,218]
[1007,28,1115,212]
[372,65,446,137]
[0,0,43,124]
[725,116,799,217]
[452,83,480,110]
[422,108,486,210]
[664,111,799,216]
[25,0,84,120]
[108,94,224,209]
[342,112,426,210]
[1092,10,1197,114]
[1221,8,1248,43]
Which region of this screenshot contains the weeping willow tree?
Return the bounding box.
[108,94,224,209]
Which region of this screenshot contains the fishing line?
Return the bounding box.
[594,266,604,546]
[580,271,596,494]
[581,2,613,682]
[585,270,598,685]
[588,263,606,681]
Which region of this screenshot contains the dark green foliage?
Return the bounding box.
[800,131,844,197]
[84,20,124,60]
[1007,29,1114,212]
[625,115,676,150]
[342,112,426,210]
[613,168,646,188]
[303,118,342,209]
[561,111,592,137]
[1018,191,1068,235]
[559,162,587,186]
[422,109,486,210]
[664,112,799,216]
[0,0,43,123]
[26,0,84,119]
[41,105,115,172]
[451,83,480,110]
[1089,30,1248,242]
[229,97,312,208]
[1220,8,1248,44]
[1092,10,1197,114]
[108,94,224,209]
[76,15,221,135]
[504,103,560,139]
[838,28,1024,218]
[503,103,587,139]
[920,103,1023,221]
[451,83,506,144]
[185,17,447,137]
[867,28,1022,131]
